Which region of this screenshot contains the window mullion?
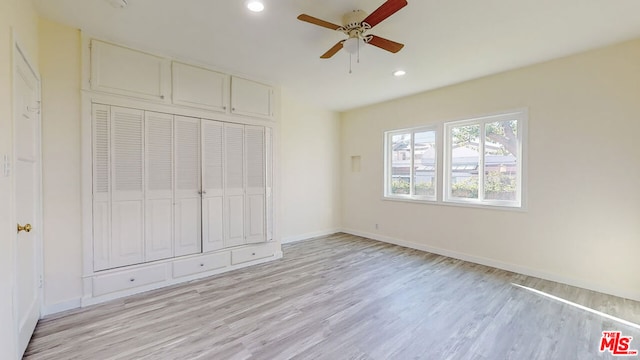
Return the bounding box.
[388,132,396,196]
[409,132,415,197]
[478,122,485,202]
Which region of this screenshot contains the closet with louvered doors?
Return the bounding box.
[93,105,146,271]
[202,122,268,252]
[91,104,270,272]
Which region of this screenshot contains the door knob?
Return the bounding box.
[17,223,32,233]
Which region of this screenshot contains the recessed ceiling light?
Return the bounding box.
[246,0,264,12]
[393,70,406,77]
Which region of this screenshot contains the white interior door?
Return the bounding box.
[14,45,42,357]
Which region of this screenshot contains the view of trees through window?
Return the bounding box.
[385,112,523,207]
[450,119,518,201]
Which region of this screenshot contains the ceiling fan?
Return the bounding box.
[297,0,408,59]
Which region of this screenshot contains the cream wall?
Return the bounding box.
[38,18,83,313]
[280,92,341,242]
[0,0,40,358]
[341,39,640,301]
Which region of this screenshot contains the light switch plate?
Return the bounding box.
[2,154,10,177]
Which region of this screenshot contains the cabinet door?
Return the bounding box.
[224,123,245,248]
[145,112,174,261]
[172,62,229,113]
[245,126,266,244]
[174,116,202,257]
[201,120,225,252]
[92,104,111,271]
[91,40,170,102]
[110,106,145,268]
[230,77,274,119]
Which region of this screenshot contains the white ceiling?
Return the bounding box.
[35,0,640,111]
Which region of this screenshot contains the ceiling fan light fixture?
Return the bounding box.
[393,70,406,77]
[246,0,264,12]
[106,0,128,8]
[343,37,365,55]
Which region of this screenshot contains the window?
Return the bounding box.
[384,127,437,201]
[444,111,525,208]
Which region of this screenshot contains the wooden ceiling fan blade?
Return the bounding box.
[367,35,404,53]
[297,14,342,31]
[362,0,408,29]
[320,41,344,59]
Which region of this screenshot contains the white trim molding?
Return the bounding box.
[281,229,341,244]
[341,228,640,302]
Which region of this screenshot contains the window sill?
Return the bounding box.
[382,196,527,212]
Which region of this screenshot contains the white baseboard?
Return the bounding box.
[42,298,82,317]
[281,229,340,244]
[341,228,640,302]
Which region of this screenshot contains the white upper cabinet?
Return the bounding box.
[231,77,274,120]
[88,39,278,121]
[172,62,229,113]
[91,40,170,102]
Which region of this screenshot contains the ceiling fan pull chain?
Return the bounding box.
[357,37,361,63]
[349,53,353,74]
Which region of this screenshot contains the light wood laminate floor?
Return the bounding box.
[25,233,640,359]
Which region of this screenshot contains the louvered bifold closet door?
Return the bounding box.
[245,126,266,244]
[174,116,202,256]
[92,104,111,271]
[145,111,174,261]
[202,120,225,252]
[110,106,145,268]
[224,123,245,248]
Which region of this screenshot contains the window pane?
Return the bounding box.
[484,120,518,201]
[450,124,480,199]
[390,133,411,195]
[413,131,436,197]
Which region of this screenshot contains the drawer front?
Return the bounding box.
[231,243,276,265]
[93,264,167,296]
[173,252,230,278]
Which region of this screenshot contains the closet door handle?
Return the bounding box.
[17,223,32,233]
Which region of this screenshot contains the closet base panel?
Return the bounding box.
[81,242,282,307]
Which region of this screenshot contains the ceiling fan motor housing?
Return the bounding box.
[342,10,368,30]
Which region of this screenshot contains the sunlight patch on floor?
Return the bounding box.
[512,283,640,330]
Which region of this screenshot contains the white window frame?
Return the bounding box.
[443,110,526,208]
[384,126,437,202]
